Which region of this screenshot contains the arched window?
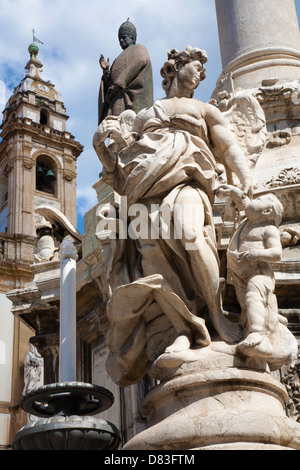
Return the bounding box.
[36,156,57,196]
[40,109,49,126]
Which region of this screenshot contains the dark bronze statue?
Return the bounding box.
[98,20,153,124]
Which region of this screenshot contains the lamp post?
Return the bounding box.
[13,236,120,450]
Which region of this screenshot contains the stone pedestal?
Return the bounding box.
[124,347,300,450]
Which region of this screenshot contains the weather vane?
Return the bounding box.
[32,29,44,45]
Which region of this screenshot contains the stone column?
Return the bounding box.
[214,0,300,92]
[58,236,78,382]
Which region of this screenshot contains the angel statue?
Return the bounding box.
[93,46,255,386]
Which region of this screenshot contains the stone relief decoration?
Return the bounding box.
[58,235,79,261]
[255,78,300,147]
[34,214,58,262]
[23,342,44,423]
[214,89,267,170]
[98,19,153,125]
[34,206,82,263]
[280,224,300,248]
[281,352,300,423]
[215,72,234,94]
[268,129,292,147]
[264,167,300,188]
[93,46,296,387]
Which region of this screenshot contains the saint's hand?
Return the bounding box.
[99,54,110,71]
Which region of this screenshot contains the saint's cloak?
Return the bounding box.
[98,43,153,124]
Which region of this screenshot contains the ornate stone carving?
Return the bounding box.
[281,352,300,422]
[280,224,300,247]
[58,235,78,261]
[34,206,82,264]
[98,20,153,125]
[34,214,58,263]
[23,342,44,396]
[256,79,300,105]
[269,129,292,147]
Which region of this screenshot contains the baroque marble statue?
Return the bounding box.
[34,205,82,263]
[98,20,153,124]
[23,342,44,395]
[92,46,272,386]
[217,185,297,368]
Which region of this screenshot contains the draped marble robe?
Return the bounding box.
[99,101,227,385]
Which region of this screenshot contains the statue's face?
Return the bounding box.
[177,60,202,91]
[119,34,135,50]
[245,196,273,222]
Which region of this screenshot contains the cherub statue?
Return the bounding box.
[217,184,297,364]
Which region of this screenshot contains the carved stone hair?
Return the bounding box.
[262,194,284,227]
[160,46,208,96]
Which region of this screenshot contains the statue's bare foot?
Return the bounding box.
[237,332,272,358]
[165,334,191,354]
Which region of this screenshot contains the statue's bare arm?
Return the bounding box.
[204,103,255,197]
[93,118,121,171]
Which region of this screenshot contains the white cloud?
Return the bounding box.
[0,0,222,233]
[2,1,298,232]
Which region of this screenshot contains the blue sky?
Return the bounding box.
[0,0,299,233]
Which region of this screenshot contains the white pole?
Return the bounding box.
[58,236,78,382]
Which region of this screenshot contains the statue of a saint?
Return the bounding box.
[23,342,44,395]
[98,20,153,124]
[93,46,255,386]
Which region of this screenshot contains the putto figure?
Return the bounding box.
[217,185,297,365]
[93,46,255,386]
[98,20,153,124]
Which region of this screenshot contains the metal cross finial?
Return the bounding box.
[31,29,44,45]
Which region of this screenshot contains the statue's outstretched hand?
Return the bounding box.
[96,117,122,143]
[99,54,110,71]
[240,175,256,199]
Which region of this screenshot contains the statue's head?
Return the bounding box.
[118,19,137,50]
[161,46,207,97]
[246,194,283,227]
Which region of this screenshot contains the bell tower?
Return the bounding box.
[0,42,83,448]
[0,42,83,242]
